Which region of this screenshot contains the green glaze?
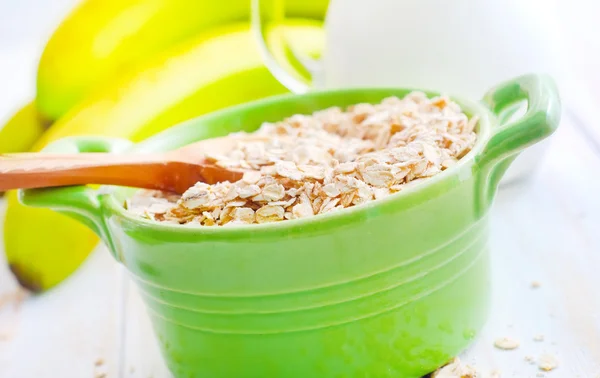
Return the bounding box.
[20,74,560,378]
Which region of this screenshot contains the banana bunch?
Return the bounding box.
[2,0,326,292]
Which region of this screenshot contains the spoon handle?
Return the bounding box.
[0,152,178,191]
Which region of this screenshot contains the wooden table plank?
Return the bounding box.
[462,114,600,377]
[0,231,125,378]
[120,280,171,378]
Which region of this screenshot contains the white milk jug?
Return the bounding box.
[252,0,565,185]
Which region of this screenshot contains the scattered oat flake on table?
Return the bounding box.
[531,281,541,288]
[94,358,104,367]
[538,353,559,371]
[127,94,478,226]
[494,337,520,350]
[431,358,478,377]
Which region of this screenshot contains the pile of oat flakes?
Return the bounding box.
[127,92,478,226]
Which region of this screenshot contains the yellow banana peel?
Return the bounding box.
[0,101,50,154]
[35,21,322,146]
[6,21,324,292]
[36,0,329,121]
[5,191,98,292]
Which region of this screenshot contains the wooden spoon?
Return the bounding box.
[0,136,248,194]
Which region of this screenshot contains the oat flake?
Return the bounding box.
[493,337,520,350]
[432,358,477,378]
[538,353,559,372]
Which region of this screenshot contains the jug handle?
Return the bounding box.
[251,0,320,94]
[477,74,561,204]
[19,136,134,260]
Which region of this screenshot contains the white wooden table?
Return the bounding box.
[1,1,599,377]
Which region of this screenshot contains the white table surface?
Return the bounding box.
[0,1,599,377]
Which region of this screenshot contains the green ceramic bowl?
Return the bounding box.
[21,74,560,378]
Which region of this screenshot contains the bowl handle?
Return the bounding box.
[19,136,133,260]
[479,74,560,189]
[480,73,561,168]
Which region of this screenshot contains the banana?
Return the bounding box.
[7,21,324,292]
[5,191,98,292]
[34,21,322,146]
[0,101,50,154]
[36,0,329,121]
